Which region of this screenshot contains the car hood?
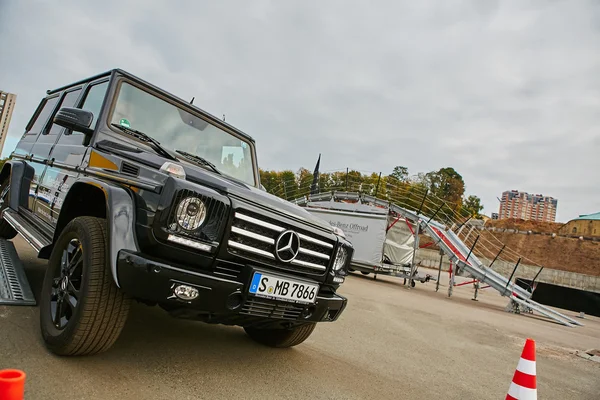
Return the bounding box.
[180,164,335,234]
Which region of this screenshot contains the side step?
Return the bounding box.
[2,208,51,252]
[0,239,36,306]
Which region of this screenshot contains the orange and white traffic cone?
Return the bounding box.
[506,338,537,400]
[0,369,26,400]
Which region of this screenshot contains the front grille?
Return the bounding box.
[166,189,229,243]
[241,298,305,320]
[227,211,334,275]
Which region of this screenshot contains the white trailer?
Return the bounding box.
[304,199,433,285]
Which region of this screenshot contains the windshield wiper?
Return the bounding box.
[111,123,176,161]
[175,150,222,175]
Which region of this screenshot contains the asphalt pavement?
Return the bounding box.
[1,236,599,399]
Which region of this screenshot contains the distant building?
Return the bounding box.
[498,190,557,222]
[491,213,499,220]
[0,91,17,155]
[558,212,600,237]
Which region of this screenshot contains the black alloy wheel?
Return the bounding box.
[40,216,130,356]
[50,238,83,330]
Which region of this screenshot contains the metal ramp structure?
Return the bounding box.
[0,239,36,306]
[293,191,583,328]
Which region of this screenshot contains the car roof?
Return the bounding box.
[46,68,256,143]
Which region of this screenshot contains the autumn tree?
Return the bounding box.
[422,167,465,205]
[390,166,409,182]
[462,195,484,219]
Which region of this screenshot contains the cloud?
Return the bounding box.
[0,0,598,221]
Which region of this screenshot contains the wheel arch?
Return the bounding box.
[0,160,34,210]
[39,178,139,288]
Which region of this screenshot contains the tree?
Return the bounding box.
[390,166,409,182]
[259,169,280,193]
[297,168,314,197]
[463,195,484,219]
[423,167,465,205]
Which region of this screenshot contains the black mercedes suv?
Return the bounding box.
[0,69,352,355]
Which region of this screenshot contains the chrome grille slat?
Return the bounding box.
[231,226,274,245]
[298,247,330,260]
[236,213,285,232]
[228,241,275,259]
[291,259,326,271]
[228,211,334,275]
[298,233,333,249]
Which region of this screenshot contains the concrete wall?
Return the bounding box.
[415,248,600,294]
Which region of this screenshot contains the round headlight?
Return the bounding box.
[175,197,207,230]
[332,246,348,271]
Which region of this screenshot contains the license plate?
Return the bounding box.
[248,272,319,305]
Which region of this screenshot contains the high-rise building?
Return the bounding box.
[498,190,558,222]
[0,91,17,155]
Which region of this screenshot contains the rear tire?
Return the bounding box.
[0,179,17,240]
[40,216,130,356]
[244,323,316,348]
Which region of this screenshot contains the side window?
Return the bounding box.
[80,81,109,131]
[27,96,60,135]
[47,89,82,135]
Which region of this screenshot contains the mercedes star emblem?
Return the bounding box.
[275,230,301,262]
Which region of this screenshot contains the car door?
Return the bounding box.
[36,79,109,226]
[12,95,62,211]
[32,88,84,225]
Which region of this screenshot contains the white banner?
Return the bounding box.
[306,208,388,265]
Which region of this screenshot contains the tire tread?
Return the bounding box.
[41,216,130,356]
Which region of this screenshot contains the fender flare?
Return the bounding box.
[0,160,34,210]
[56,178,140,288]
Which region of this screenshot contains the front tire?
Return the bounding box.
[0,179,17,239]
[40,216,130,356]
[244,323,316,348]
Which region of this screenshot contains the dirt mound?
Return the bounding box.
[482,231,599,276]
[418,231,600,276]
[484,218,562,234]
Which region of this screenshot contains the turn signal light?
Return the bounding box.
[160,162,186,179]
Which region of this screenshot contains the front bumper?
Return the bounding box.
[116,250,347,325]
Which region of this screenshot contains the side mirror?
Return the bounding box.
[53,107,94,135]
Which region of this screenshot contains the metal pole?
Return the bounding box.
[487,245,505,270]
[439,202,454,226]
[454,215,472,233]
[448,260,455,297]
[417,189,429,215]
[427,202,446,224]
[374,172,382,197]
[435,251,443,292]
[464,235,480,264]
[504,258,521,295]
[408,222,420,288]
[472,280,479,301]
[531,266,544,285]
[530,266,544,293]
[345,168,349,192]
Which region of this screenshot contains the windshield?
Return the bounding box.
[110,82,256,186]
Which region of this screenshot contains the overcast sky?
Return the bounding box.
[0,0,598,222]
